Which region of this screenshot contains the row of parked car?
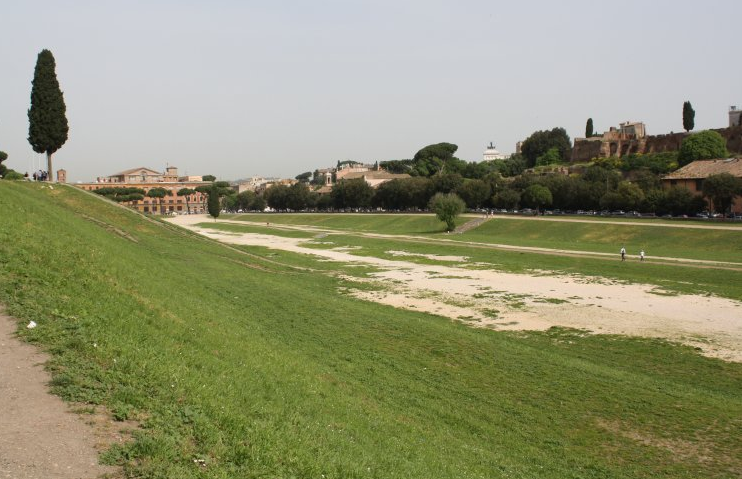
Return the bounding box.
[480,209,742,220]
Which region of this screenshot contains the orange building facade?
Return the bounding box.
[75,166,213,214]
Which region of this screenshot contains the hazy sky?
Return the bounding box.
[1,0,741,182]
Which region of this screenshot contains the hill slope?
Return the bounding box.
[0,182,740,479]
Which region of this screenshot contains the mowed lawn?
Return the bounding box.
[1,182,741,479]
[227,213,742,263]
[228,212,466,234]
[459,217,742,263]
[198,222,742,301]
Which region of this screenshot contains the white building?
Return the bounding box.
[730,106,742,127]
[483,142,507,161]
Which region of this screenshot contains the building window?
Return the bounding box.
[670,180,677,186]
[695,179,703,191]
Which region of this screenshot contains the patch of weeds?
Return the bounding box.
[480,308,500,319]
[648,289,680,297]
[533,298,569,304]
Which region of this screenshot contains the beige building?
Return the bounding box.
[662,158,742,213]
[77,166,211,214]
[339,170,411,188]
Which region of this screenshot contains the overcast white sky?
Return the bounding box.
[1,0,740,182]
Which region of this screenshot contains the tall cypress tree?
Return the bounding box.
[207,186,221,219]
[585,118,594,138]
[682,101,695,132]
[28,49,69,182]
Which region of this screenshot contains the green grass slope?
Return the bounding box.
[1,182,741,479]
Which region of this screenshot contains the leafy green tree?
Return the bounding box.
[678,131,728,166]
[599,181,644,211]
[265,184,290,210]
[93,187,145,203]
[494,155,526,177]
[235,191,255,211]
[585,118,594,138]
[520,128,571,167]
[683,101,695,132]
[411,143,459,176]
[27,49,69,181]
[493,189,520,209]
[428,192,465,232]
[379,159,414,174]
[331,178,374,209]
[620,152,678,174]
[373,179,406,210]
[521,184,553,212]
[146,187,170,214]
[286,183,311,211]
[0,151,8,178]
[433,173,463,194]
[207,186,221,219]
[456,179,491,208]
[295,171,312,182]
[250,195,267,212]
[702,173,742,214]
[375,177,435,210]
[177,188,195,214]
[195,185,212,211]
[315,194,333,211]
[535,147,562,166]
[202,175,216,182]
[3,171,24,180]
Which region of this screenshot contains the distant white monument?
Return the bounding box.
[483,142,507,161]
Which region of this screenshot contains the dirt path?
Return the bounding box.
[168,215,742,362]
[0,311,117,479]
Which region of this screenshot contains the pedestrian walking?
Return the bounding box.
[640,250,645,262]
[620,246,626,261]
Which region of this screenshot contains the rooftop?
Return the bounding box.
[663,158,742,180]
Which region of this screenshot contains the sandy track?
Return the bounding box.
[169,215,742,362]
[0,312,117,479]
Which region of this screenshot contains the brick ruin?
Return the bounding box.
[571,125,742,163]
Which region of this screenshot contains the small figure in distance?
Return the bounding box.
[640,250,645,262]
[620,246,626,261]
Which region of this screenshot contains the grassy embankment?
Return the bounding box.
[1,182,741,478]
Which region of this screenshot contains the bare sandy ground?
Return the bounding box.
[0,311,119,479]
[169,215,742,362]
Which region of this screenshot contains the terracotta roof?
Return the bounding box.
[663,158,742,180]
[111,167,163,176]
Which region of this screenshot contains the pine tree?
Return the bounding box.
[28,49,69,182]
[585,118,594,138]
[682,101,695,132]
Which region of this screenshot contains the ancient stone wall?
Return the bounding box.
[571,125,742,163]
